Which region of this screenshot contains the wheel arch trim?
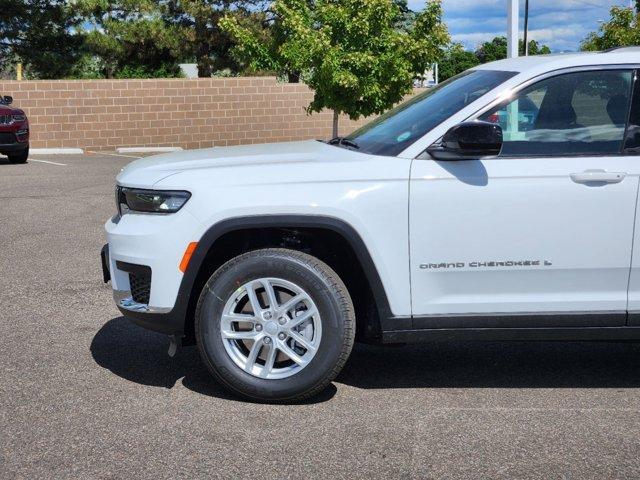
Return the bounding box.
[172,214,394,333]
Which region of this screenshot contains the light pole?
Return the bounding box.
[507,0,519,58]
[523,0,530,56]
[506,0,519,140]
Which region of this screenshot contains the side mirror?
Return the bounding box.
[427,121,502,161]
[2,96,13,105]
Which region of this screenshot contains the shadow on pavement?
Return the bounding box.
[0,157,27,165]
[338,338,640,389]
[92,317,640,399]
[90,317,336,403]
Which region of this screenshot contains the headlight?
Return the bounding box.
[12,114,26,122]
[116,186,191,215]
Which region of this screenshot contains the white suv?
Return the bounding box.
[103,48,640,402]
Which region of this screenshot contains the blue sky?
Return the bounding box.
[408,0,632,52]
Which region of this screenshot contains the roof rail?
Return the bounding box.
[601,46,640,53]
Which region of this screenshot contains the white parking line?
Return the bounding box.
[29,159,67,166]
[86,150,142,159]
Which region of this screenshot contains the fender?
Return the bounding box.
[120,214,394,336]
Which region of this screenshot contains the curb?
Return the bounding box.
[116,147,183,154]
[30,148,84,155]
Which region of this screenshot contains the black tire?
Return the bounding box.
[195,248,355,403]
[8,147,28,164]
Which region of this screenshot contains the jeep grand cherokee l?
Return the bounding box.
[0,95,29,164]
[103,47,640,402]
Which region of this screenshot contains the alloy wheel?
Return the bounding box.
[219,277,322,379]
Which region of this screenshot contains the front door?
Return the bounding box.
[410,68,639,327]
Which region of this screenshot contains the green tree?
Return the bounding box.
[525,39,552,56]
[439,42,480,81]
[73,0,186,78]
[166,0,270,77]
[221,0,449,137]
[392,0,418,31]
[0,0,83,79]
[475,36,551,63]
[475,36,508,63]
[581,6,639,51]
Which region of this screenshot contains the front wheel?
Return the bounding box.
[195,248,355,402]
[8,147,28,164]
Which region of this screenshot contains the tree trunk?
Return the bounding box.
[195,17,212,78]
[332,110,339,138]
[197,56,213,78]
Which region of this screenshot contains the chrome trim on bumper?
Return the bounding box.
[113,289,172,314]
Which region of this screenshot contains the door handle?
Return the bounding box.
[570,169,626,184]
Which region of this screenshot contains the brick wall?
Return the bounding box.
[1,77,396,150]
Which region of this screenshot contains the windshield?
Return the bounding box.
[345,70,518,156]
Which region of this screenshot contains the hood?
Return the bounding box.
[117,140,354,187]
[0,106,24,117]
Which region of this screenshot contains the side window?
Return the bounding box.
[624,71,640,153]
[478,70,634,157]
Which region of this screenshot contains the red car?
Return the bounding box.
[0,95,29,164]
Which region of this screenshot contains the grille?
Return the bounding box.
[129,269,152,305]
[0,132,16,144]
[0,115,11,125]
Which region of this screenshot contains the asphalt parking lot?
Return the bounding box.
[3,152,640,478]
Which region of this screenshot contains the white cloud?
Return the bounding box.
[451,31,503,46]
[446,16,506,32]
[527,25,585,43]
[434,0,629,51]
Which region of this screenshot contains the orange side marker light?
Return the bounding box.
[179,242,198,273]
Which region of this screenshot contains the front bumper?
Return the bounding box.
[103,208,203,335]
[0,127,29,153]
[102,242,183,335]
[0,142,28,153]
